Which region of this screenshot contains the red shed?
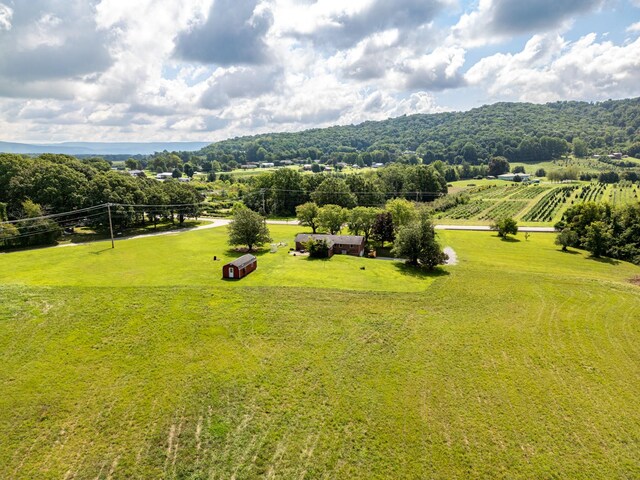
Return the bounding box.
[223,254,257,279]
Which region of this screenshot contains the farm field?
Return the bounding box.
[438,181,639,225]
[1,225,640,478]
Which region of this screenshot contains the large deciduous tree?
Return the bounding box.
[227,205,272,252]
[491,217,518,238]
[296,202,320,233]
[317,204,347,234]
[348,207,379,243]
[487,156,510,177]
[385,198,416,231]
[372,212,394,247]
[392,210,448,269]
[311,177,357,208]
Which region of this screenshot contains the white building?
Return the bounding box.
[497,173,531,182]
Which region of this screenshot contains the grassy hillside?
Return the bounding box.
[1,225,639,478]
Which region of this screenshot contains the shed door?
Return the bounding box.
[228,267,234,278]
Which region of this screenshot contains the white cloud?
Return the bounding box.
[466,32,640,102]
[627,21,640,32]
[0,3,12,30]
[0,1,639,143]
[450,0,604,47]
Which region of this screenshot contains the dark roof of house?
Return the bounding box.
[294,233,364,246]
[226,254,257,268]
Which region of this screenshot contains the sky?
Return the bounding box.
[0,0,639,143]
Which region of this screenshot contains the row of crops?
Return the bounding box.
[603,184,638,206]
[441,200,491,219]
[439,181,639,223]
[521,186,578,222]
[576,184,606,203]
[508,186,548,199]
[478,201,529,221]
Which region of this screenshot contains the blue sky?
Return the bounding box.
[0,0,639,142]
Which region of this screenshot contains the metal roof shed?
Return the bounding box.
[222,254,257,279]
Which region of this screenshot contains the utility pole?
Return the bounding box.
[107,203,115,249]
[261,189,266,215]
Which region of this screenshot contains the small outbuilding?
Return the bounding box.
[223,254,257,279]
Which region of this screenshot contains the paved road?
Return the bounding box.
[434,225,556,233]
[265,219,555,233]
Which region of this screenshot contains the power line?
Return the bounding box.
[0,204,108,224]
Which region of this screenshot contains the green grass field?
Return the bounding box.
[1,225,640,479]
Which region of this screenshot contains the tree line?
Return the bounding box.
[0,153,202,248]
[555,202,640,264]
[197,98,640,167]
[238,164,449,216]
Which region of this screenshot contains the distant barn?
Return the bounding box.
[222,254,257,279]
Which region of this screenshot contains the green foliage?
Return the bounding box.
[305,237,331,258]
[385,198,416,230]
[572,138,589,158]
[295,202,320,233]
[583,221,612,258]
[555,228,579,251]
[488,156,510,176]
[491,217,518,238]
[198,98,640,166]
[317,204,347,234]
[310,177,357,208]
[347,206,380,242]
[392,211,447,269]
[372,211,394,247]
[227,206,272,251]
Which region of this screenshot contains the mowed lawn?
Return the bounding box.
[1,225,640,479]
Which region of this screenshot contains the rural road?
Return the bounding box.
[266,219,556,233]
[54,217,554,249]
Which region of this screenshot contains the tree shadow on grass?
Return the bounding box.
[558,248,581,255]
[223,248,270,258]
[394,263,450,279]
[587,255,620,265]
[499,236,521,243]
[304,255,331,262]
[88,248,113,255]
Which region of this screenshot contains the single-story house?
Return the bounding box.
[240,164,258,169]
[372,163,384,168]
[156,172,174,180]
[128,169,145,177]
[223,254,257,279]
[294,234,365,257]
[497,173,531,182]
[260,162,275,168]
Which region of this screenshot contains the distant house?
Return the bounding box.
[128,169,145,178]
[223,254,257,279]
[372,163,384,168]
[294,234,365,257]
[497,173,531,182]
[156,172,174,180]
[260,162,275,168]
[303,164,312,171]
[240,164,258,169]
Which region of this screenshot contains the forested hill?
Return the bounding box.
[199,98,640,164]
